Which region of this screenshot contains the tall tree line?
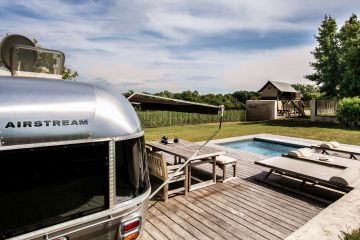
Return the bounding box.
[306,14,360,97]
[124,89,261,109]
[155,90,261,109]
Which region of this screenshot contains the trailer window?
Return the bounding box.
[115,137,150,203]
[0,142,109,240]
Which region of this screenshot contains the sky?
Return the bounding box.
[0,0,359,93]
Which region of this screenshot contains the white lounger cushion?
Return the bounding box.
[330,168,360,186]
[320,141,341,149]
[320,143,334,149]
[297,148,313,157]
[288,148,313,158]
[288,150,302,158]
[329,141,341,148]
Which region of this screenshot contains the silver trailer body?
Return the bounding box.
[0,76,142,146]
[0,76,150,240]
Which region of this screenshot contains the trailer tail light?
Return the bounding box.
[123,232,139,240]
[122,219,140,232]
[121,217,141,240]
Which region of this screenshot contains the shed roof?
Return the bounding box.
[127,92,220,114]
[258,81,298,93]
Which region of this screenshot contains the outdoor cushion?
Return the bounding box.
[320,141,341,149]
[320,142,334,149]
[288,148,313,158]
[297,148,313,157]
[288,150,302,158]
[330,168,360,186]
[329,141,341,148]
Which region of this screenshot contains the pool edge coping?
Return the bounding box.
[207,134,360,240]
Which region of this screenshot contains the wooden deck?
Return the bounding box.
[143,143,340,240]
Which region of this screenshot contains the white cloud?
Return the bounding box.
[69,43,314,93]
[0,0,359,93]
[220,46,314,91]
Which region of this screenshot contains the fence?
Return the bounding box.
[315,99,338,116]
[137,109,246,128]
[302,100,311,111]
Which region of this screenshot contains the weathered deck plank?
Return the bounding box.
[142,227,155,240]
[208,181,313,223]
[144,221,169,240]
[161,200,226,240]
[182,192,283,240]
[171,197,240,239]
[155,202,212,240]
[191,188,291,237]
[149,207,198,240]
[143,141,332,240]
[146,211,183,240]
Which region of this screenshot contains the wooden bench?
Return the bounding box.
[147,150,188,202]
[216,155,237,183]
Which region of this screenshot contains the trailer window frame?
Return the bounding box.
[115,136,150,203]
[0,141,110,240]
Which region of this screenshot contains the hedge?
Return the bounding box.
[337,97,360,128]
[137,109,246,128]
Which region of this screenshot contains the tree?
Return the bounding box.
[305,15,341,97]
[123,90,134,98]
[291,83,322,100]
[155,90,174,99]
[147,90,245,109]
[62,67,78,80]
[338,14,360,97]
[232,91,260,103]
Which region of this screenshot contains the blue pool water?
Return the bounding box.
[219,139,301,157]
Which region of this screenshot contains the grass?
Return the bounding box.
[144,119,360,145]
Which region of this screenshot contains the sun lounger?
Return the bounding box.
[285,148,360,169]
[255,156,360,193]
[311,141,360,160]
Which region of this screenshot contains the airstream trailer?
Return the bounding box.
[0,35,150,240]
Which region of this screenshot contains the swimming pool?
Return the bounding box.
[218,138,302,157]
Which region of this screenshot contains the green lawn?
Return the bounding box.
[144,119,360,145]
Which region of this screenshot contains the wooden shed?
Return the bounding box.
[258,81,301,100]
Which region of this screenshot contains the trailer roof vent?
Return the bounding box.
[0,34,65,79]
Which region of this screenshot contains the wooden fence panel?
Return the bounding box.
[316,100,338,116]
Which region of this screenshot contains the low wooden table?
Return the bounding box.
[146,139,226,193]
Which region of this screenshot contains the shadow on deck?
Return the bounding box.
[143,148,341,240]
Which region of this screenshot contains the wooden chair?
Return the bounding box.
[216,155,237,183]
[147,150,188,202]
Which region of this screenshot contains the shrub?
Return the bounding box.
[337,97,360,128]
[340,228,360,240]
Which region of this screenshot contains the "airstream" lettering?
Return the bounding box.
[4,119,89,128]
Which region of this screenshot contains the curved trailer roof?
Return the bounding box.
[0,76,143,146]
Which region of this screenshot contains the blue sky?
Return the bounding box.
[0,0,359,93]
